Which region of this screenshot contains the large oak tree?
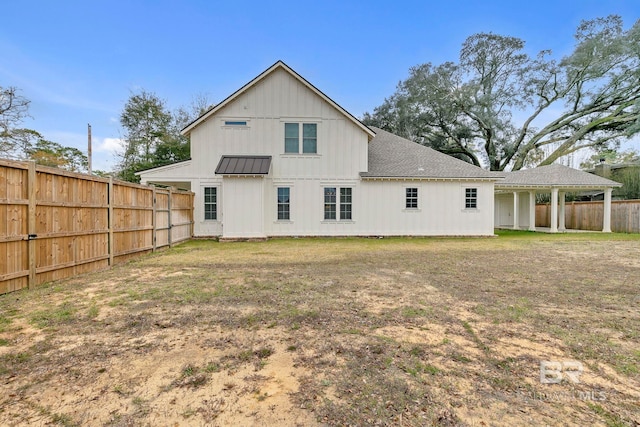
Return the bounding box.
[362,16,640,171]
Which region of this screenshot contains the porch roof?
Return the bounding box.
[496,164,622,191]
[215,156,272,176]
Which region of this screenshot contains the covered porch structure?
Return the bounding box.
[495,164,622,233]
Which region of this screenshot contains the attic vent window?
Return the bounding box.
[224,120,247,126]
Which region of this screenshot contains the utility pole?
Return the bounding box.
[88,123,92,174]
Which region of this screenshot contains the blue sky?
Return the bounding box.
[1,0,639,171]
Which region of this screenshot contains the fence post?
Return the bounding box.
[168,187,173,248]
[27,161,37,289]
[108,176,114,266]
[191,192,195,238]
[152,186,157,252]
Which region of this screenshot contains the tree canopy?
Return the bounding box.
[0,86,38,158]
[580,148,640,169]
[1,85,88,171]
[26,138,88,172]
[362,15,640,171]
[117,91,209,182]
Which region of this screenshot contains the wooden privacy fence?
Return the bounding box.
[0,159,194,295]
[536,200,640,233]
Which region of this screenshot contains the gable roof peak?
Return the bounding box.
[181,61,375,139]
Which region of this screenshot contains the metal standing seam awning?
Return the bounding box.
[495,164,622,232]
[215,155,272,176]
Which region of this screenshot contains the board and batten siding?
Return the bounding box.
[358,180,495,236]
[221,177,265,238]
[170,66,371,237]
[262,179,495,236]
[264,178,360,236]
[138,64,496,238]
[189,68,369,180]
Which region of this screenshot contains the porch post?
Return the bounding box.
[558,191,566,231]
[513,192,519,230]
[550,188,558,233]
[528,191,536,231]
[603,187,613,232]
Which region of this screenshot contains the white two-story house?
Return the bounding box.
[137,61,499,238]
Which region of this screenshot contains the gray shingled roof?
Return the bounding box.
[215,156,272,175]
[497,164,621,188]
[361,127,500,179]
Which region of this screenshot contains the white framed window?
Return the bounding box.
[465,188,478,209]
[324,187,336,220]
[284,122,317,154]
[204,187,217,220]
[277,187,290,220]
[222,119,249,127]
[340,188,352,220]
[324,187,352,221]
[406,188,418,209]
[303,123,317,153]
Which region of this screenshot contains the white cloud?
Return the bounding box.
[92,138,124,172]
[40,131,123,172]
[96,137,125,154]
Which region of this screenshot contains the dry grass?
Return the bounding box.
[0,231,639,426]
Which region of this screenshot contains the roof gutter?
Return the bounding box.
[360,176,503,182]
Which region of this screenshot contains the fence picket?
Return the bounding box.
[0,159,194,295]
[536,200,640,233]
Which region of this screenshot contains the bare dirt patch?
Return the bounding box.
[1,232,639,426]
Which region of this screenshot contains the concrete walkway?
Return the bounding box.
[496,226,599,233]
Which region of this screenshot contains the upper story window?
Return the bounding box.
[284,123,317,154]
[224,120,247,126]
[303,124,317,153]
[406,188,418,209]
[465,188,478,209]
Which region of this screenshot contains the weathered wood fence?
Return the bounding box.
[0,159,194,294]
[536,200,640,233]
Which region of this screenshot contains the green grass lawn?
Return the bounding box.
[1,233,639,426]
